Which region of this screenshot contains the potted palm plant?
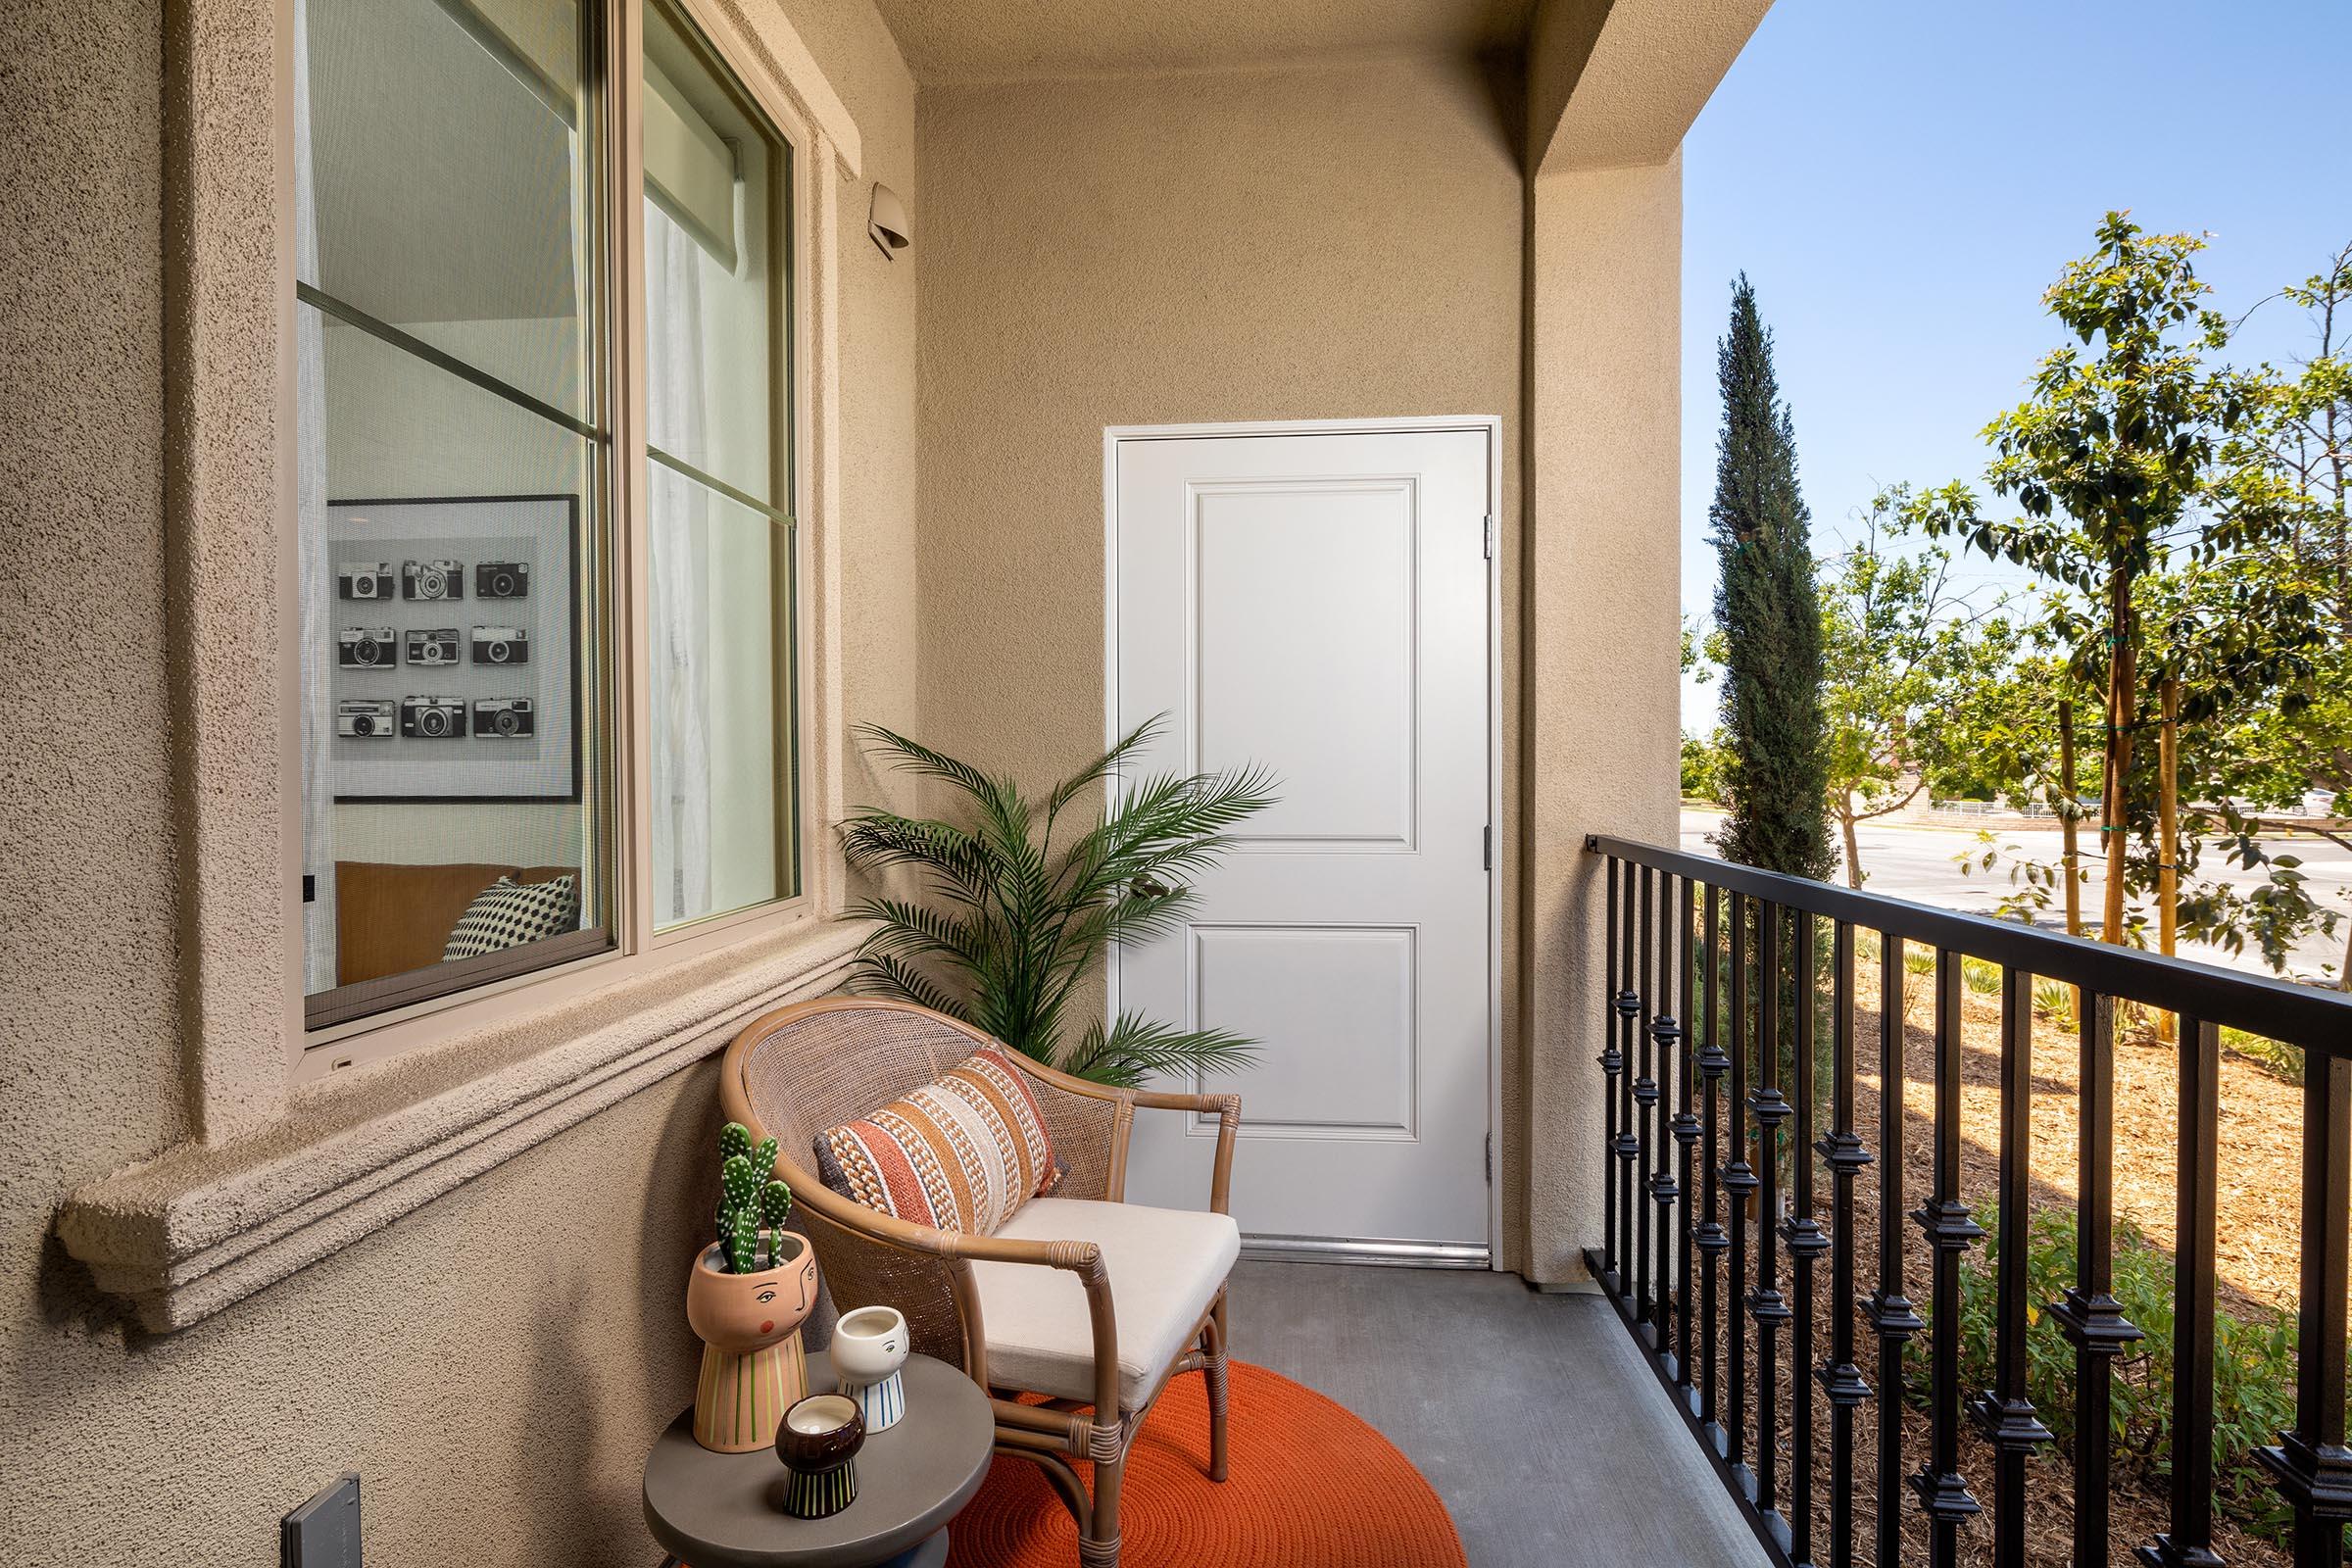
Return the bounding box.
[839,717,1276,1086]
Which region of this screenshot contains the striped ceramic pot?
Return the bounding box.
[830,1304,910,1434]
[686,1234,819,1452]
[775,1393,864,1519]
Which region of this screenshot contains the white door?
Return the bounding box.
[1109,422,1494,1254]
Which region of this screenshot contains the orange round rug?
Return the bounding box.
[944,1362,1465,1567]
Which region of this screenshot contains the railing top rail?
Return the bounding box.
[1587,834,2352,1054]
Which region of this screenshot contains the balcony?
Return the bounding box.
[1577,835,2352,1568]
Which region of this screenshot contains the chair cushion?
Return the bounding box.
[813,1048,1060,1237]
[969,1198,1241,1409]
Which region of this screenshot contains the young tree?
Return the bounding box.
[1913,213,2298,949]
[1709,275,1834,880]
[1817,489,2026,886]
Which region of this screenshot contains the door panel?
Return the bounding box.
[1111,425,1492,1249]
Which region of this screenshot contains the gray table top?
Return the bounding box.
[643,1351,995,1568]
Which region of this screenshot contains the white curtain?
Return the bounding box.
[646,203,713,924]
[294,0,338,992]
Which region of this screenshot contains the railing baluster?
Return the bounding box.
[1637,867,1658,1329]
[1910,949,1983,1568]
[1654,872,1684,1352]
[1696,882,1731,1443]
[1616,864,1641,1298]
[1602,857,1622,1283]
[1972,968,2052,1568]
[1865,934,1923,1568]
[1787,914,1828,1564]
[1580,836,2352,1568]
[1819,922,1872,1568]
[2257,1044,2352,1568]
[2050,992,2140,1568]
[1727,889,1757,1475]
[1675,875,1702,1394]
[1751,902,1793,1523]
[2141,1017,2224,1568]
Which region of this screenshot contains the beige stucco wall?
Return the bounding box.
[0,0,918,1561]
[910,51,1534,1263]
[1521,154,1687,1284]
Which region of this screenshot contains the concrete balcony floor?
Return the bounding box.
[1228,1261,1766,1567]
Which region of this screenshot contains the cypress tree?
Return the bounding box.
[1709,275,1834,880]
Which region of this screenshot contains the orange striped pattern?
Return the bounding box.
[819,1049,1058,1235]
[692,1334,809,1453]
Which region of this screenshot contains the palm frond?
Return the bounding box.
[848,951,971,1020]
[846,897,992,973]
[1059,1010,1261,1088]
[855,722,1001,804]
[1046,715,1166,821]
[836,716,1276,1076]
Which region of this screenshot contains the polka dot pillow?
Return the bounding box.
[442,873,578,962]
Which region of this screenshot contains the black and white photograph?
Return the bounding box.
[324,494,581,801]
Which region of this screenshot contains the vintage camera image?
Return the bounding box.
[337,563,394,601]
[406,627,462,667]
[336,699,396,739]
[473,697,535,738]
[474,561,529,599]
[337,627,397,668]
[399,695,469,739]
[402,559,465,601]
[471,625,529,666]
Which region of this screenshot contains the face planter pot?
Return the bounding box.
[830,1304,910,1434]
[775,1394,865,1519]
[686,1232,819,1453]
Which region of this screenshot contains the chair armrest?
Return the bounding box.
[787,1176,1124,1416]
[1127,1089,1243,1215]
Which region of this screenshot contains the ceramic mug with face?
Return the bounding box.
[685,1232,818,1353]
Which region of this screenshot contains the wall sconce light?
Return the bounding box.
[868,184,909,259]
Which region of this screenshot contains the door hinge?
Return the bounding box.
[1485,1133,1494,1184]
[1483,824,1493,870]
[1482,514,1495,560]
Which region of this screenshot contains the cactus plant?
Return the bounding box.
[711,1121,795,1274]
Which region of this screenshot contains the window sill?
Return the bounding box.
[57,915,871,1332]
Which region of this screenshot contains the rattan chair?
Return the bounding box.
[719,997,1241,1568]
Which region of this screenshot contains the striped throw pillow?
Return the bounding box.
[814,1048,1060,1236]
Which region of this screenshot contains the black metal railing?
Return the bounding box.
[1585,834,2352,1568]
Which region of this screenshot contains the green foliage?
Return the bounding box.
[838,718,1278,1087]
[2223,1024,2307,1085]
[1709,274,1835,881]
[1909,1203,2317,1546]
[1682,729,1731,803]
[711,1123,795,1274]
[2033,975,2077,1029]
[1902,945,1936,978]
[1817,491,2029,886]
[1960,956,2001,995]
[1909,213,2335,974]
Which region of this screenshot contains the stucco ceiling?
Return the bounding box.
[870,0,1539,83]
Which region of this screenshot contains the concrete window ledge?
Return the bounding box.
[57,918,872,1333]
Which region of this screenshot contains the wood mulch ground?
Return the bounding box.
[1666,945,2317,1568]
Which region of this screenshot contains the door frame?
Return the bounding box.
[1101,416,1504,1267]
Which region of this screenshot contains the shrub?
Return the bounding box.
[1904,946,1937,978]
[2033,976,2078,1029]
[2224,1024,2306,1086]
[1905,1203,2316,1546]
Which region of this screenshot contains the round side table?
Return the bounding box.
[644,1349,993,1568]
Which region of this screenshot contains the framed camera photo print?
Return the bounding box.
[325,494,583,803]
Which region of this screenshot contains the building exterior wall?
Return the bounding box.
[910,51,1534,1264]
[1523,154,1686,1285]
[0,0,919,1561]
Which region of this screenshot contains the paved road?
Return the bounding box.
[1679,808,2352,983]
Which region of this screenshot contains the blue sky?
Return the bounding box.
[1678,0,2352,732]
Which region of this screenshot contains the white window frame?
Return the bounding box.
[280,0,857,1084]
